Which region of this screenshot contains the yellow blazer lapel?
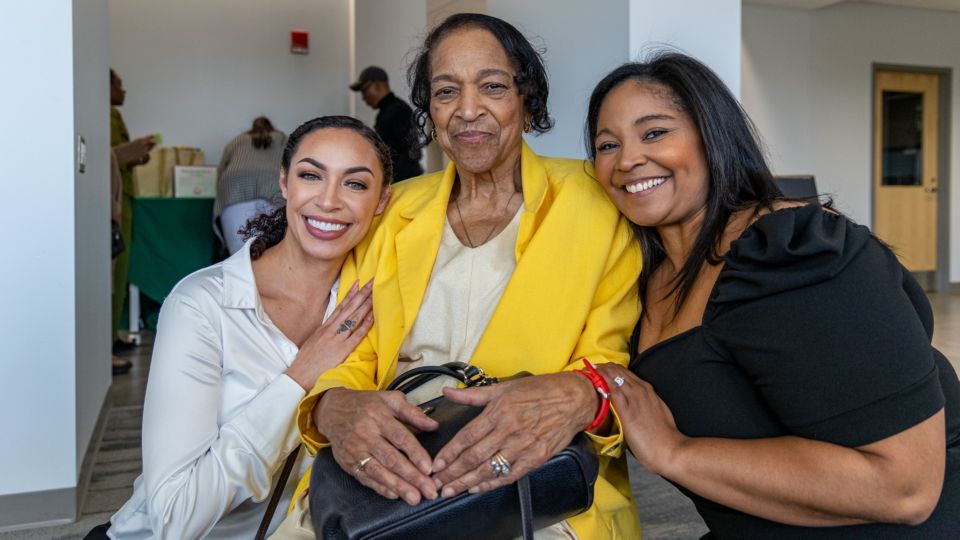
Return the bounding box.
[394,163,457,333]
[515,141,551,260]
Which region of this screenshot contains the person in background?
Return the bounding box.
[350,66,424,182]
[87,116,392,540]
[586,53,960,538]
[110,68,155,354]
[108,149,132,375]
[215,116,287,254]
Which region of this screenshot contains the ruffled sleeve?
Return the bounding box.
[703,205,945,447]
[708,205,869,306]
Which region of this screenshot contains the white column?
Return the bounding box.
[0,0,110,530]
[629,0,741,97]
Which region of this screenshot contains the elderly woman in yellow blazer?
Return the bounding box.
[292,14,641,539]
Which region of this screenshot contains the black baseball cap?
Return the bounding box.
[349,66,388,91]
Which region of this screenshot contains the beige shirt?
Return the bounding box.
[395,205,523,404]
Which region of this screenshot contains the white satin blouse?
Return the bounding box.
[109,241,336,539]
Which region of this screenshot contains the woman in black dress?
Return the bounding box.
[585,53,960,538]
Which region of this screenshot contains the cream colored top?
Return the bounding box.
[395,204,524,405]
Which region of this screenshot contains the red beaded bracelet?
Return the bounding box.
[575,359,611,431]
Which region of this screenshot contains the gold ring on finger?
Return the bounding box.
[353,456,373,475]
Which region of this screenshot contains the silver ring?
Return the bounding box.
[336,319,357,335]
[613,376,625,388]
[353,456,373,475]
[489,452,511,477]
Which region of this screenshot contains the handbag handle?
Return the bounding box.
[255,445,300,540]
[386,362,500,394]
[256,363,498,538]
[387,362,535,540]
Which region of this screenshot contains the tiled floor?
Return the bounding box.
[931,291,960,372]
[4,289,959,540]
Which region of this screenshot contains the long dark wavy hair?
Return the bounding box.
[240,116,393,260]
[248,116,276,149]
[407,12,553,138]
[585,52,782,313]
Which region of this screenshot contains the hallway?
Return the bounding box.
[4,289,959,540]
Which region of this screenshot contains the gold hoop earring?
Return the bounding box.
[430,127,437,141]
[523,122,531,133]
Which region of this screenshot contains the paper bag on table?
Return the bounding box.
[133,146,206,196]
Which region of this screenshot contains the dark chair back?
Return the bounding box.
[774,175,819,203]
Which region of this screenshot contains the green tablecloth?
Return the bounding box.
[129,197,214,304]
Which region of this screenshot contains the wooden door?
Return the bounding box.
[873,70,940,272]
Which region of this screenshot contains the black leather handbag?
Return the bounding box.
[308,363,599,540]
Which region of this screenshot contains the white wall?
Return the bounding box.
[109,0,352,165]
[742,2,960,282]
[74,0,112,474]
[741,6,812,175]
[354,0,426,130]
[0,0,85,502]
[487,0,630,159]
[630,0,742,97]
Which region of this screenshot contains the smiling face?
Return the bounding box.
[428,27,525,175]
[280,128,389,263]
[592,81,710,229]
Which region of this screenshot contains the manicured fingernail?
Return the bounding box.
[442,486,455,498]
[364,281,373,290]
[405,492,419,505]
[434,459,445,471]
[352,281,359,291]
[426,489,438,500]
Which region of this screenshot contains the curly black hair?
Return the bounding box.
[406,13,553,139]
[240,115,393,260]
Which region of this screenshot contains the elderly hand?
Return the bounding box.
[285,281,374,391]
[596,363,686,475]
[431,372,597,497]
[315,387,439,505]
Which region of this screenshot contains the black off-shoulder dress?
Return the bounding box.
[629,205,960,538]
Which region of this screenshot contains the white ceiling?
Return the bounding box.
[745,0,960,13]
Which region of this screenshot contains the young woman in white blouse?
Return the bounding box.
[94,116,392,539]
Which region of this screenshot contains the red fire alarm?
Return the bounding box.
[291,30,309,54]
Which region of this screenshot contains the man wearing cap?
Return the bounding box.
[350,66,423,182]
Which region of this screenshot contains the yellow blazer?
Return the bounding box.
[296,142,642,539]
